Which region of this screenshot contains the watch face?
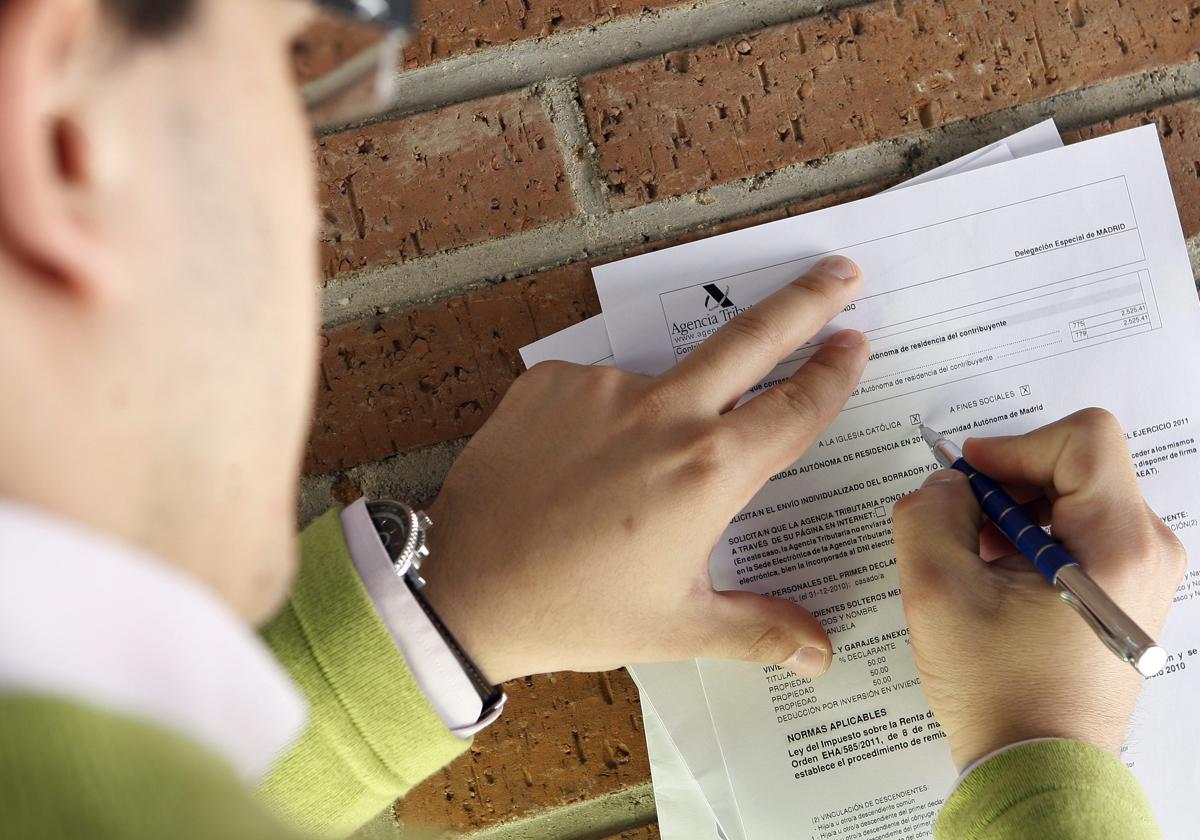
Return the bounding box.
[368,503,412,563]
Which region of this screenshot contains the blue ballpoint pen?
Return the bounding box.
[920,424,1168,678]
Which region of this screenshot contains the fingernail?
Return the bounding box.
[828,329,865,348]
[815,255,859,281]
[782,646,830,678]
[924,469,965,486]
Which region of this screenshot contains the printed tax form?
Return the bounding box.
[527,125,1200,839]
[521,121,1061,840]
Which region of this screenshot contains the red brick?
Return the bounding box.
[580,0,1200,208]
[292,16,383,85]
[295,1,693,80]
[307,268,599,474]
[405,0,684,68]
[1063,99,1200,239]
[395,670,649,832]
[317,91,573,279]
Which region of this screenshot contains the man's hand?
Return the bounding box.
[894,409,1187,770]
[421,256,869,684]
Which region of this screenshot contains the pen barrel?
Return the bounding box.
[950,460,1075,583]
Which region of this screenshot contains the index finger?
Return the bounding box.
[660,256,862,411]
[962,408,1139,516]
[963,408,1175,582]
[725,328,869,476]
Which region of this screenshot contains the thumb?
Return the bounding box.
[893,469,984,594]
[697,589,833,678]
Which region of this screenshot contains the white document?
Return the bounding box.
[520,122,1069,840]
[638,681,730,840]
[591,125,1200,839]
[519,314,614,369]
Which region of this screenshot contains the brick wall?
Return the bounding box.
[301,2,1200,837]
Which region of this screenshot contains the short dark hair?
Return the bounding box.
[103,0,194,37]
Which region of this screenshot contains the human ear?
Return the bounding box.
[0,0,116,301]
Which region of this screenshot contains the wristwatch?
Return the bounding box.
[365,501,503,711]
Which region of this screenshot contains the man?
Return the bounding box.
[0,1,1185,838]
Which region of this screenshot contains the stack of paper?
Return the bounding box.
[520,122,1200,840]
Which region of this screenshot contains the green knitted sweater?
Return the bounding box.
[0,510,1162,838]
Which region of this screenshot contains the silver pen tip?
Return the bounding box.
[919,424,943,449]
[920,423,962,468]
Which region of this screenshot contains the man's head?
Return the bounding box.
[0,0,321,622]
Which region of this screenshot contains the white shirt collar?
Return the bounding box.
[0,501,307,781]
